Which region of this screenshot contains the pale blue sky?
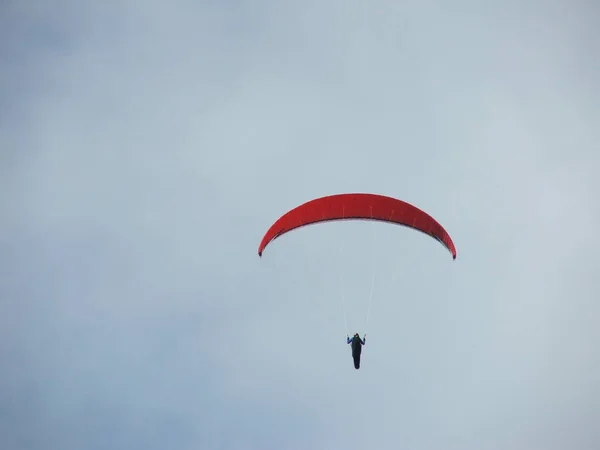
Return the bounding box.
[2,1,599,449]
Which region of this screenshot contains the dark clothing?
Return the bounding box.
[347,335,366,369]
[347,335,366,347]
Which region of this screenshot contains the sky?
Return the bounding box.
[1,0,599,449]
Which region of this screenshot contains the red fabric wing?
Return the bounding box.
[258,193,456,259]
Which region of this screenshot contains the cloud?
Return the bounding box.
[2,0,599,449]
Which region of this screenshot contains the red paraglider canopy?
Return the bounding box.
[258,193,457,259]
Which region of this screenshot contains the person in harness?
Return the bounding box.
[347,333,366,369]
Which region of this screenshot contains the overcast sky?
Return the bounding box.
[2,1,599,449]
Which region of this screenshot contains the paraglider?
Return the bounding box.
[347,333,366,369]
[258,193,456,259]
[258,193,457,370]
